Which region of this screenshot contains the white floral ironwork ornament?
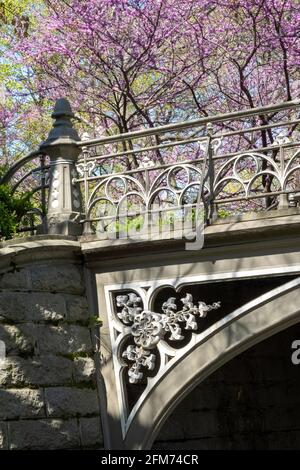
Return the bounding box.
[116,293,220,383]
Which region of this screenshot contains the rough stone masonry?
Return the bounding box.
[0,237,103,450]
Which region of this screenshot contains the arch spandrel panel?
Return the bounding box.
[99,271,300,449]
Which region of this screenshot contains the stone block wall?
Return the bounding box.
[0,240,103,450]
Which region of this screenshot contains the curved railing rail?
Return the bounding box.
[0,150,49,237]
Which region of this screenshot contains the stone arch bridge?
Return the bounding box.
[1,99,300,449]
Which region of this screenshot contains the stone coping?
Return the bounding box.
[1,210,300,265]
[0,236,81,272]
[79,211,300,254]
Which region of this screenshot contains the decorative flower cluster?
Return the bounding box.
[116,292,220,383]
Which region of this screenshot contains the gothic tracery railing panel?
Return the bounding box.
[2,100,300,238]
[75,102,300,237]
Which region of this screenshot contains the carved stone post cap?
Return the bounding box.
[40,98,80,148]
[51,98,75,119]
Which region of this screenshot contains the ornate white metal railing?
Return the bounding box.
[75,100,300,239]
[1,99,300,239]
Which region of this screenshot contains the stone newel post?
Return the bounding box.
[40,98,83,236]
